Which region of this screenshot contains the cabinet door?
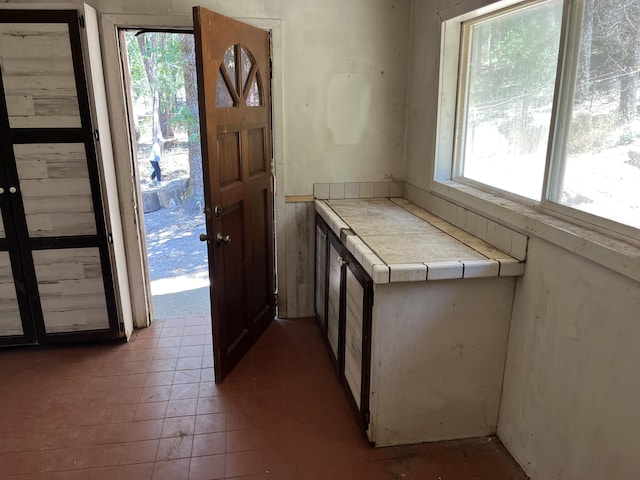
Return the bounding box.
[0,10,120,344]
[317,221,373,431]
[344,267,364,408]
[0,252,24,338]
[0,193,34,344]
[344,255,373,430]
[326,238,342,366]
[314,219,328,332]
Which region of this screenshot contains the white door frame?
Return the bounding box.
[100,13,286,327]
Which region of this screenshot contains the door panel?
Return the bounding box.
[219,202,246,347]
[0,22,81,129]
[194,7,275,382]
[327,242,341,363]
[0,251,23,336]
[345,267,364,409]
[14,143,96,237]
[33,247,109,333]
[315,224,327,329]
[247,128,266,176]
[218,131,242,188]
[248,190,268,318]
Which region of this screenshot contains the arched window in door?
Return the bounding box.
[216,44,263,108]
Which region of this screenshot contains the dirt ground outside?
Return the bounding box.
[138,139,211,319]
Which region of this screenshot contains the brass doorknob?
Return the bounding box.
[216,233,231,244]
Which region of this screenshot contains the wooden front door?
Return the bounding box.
[193,7,275,383]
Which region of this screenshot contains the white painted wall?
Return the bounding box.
[7,0,412,319]
[499,238,640,479]
[406,0,640,478]
[9,0,412,196]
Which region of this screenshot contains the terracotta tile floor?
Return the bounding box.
[0,317,528,479]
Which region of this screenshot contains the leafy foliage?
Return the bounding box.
[125,31,202,210]
[467,1,562,123]
[125,31,196,139]
[124,32,149,103]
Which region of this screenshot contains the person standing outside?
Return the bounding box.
[150,136,163,184]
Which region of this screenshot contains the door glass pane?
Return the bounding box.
[241,47,253,92]
[14,143,96,237]
[33,247,109,333]
[0,23,81,129]
[459,0,563,199]
[0,252,23,337]
[550,1,640,229]
[247,75,261,107]
[222,45,237,93]
[216,68,235,108]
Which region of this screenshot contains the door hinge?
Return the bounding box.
[273,292,278,306]
[79,15,85,29]
[94,130,100,142]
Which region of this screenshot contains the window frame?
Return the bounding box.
[435,0,640,242]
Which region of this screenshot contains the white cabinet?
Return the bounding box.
[344,266,365,409]
[315,204,517,447]
[326,237,342,365]
[0,6,130,345]
[315,214,372,430]
[314,224,327,331]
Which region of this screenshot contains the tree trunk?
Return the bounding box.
[620,74,638,124]
[159,108,174,139]
[575,0,594,103]
[619,1,640,124]
[180,35,203,214]
[136,33,160,139]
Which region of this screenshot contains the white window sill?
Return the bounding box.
[426,180,640,283]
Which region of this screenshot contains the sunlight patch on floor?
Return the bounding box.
[151,273,209,295]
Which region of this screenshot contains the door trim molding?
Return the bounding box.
[100,13,285,326]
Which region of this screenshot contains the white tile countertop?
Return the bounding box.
[315,198,526,284]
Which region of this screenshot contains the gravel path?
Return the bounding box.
[143,207,208,281]
[143,206,211,318]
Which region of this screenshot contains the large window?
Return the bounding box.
[440,0,640,234]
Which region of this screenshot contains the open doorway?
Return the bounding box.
[121,29,210,321]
